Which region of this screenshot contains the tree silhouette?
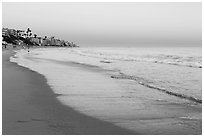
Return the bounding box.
[17,30,20,37]
[26,28,32,38]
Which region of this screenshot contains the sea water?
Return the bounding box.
[10,46,202,134]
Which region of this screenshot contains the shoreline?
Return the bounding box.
[3,47,202,135]
[2,49,137,135]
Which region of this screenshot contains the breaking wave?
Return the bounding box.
[111,73,202,104]
[73,49,202,68]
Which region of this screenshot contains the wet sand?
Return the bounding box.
[2,49,137,135]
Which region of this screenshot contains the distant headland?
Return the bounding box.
[2,27,79,48]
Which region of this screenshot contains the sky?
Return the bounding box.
[2,2,202,47]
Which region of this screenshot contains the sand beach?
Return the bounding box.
[2,46,202,135]
[2,49,137,135]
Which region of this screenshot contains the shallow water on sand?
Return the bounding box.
[10,47,202,134]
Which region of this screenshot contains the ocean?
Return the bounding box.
[10,46,202,134]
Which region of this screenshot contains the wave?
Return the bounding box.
[149,54,202,68]
[73,49,202,68]
[111,73,202,104]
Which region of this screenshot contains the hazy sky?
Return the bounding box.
[2,2,202,46]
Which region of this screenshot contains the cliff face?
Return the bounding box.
[2,35,34,46]
[2,35,79,47]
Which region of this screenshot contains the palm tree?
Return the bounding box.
[17,30,20,37]
[26,28,32,38]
